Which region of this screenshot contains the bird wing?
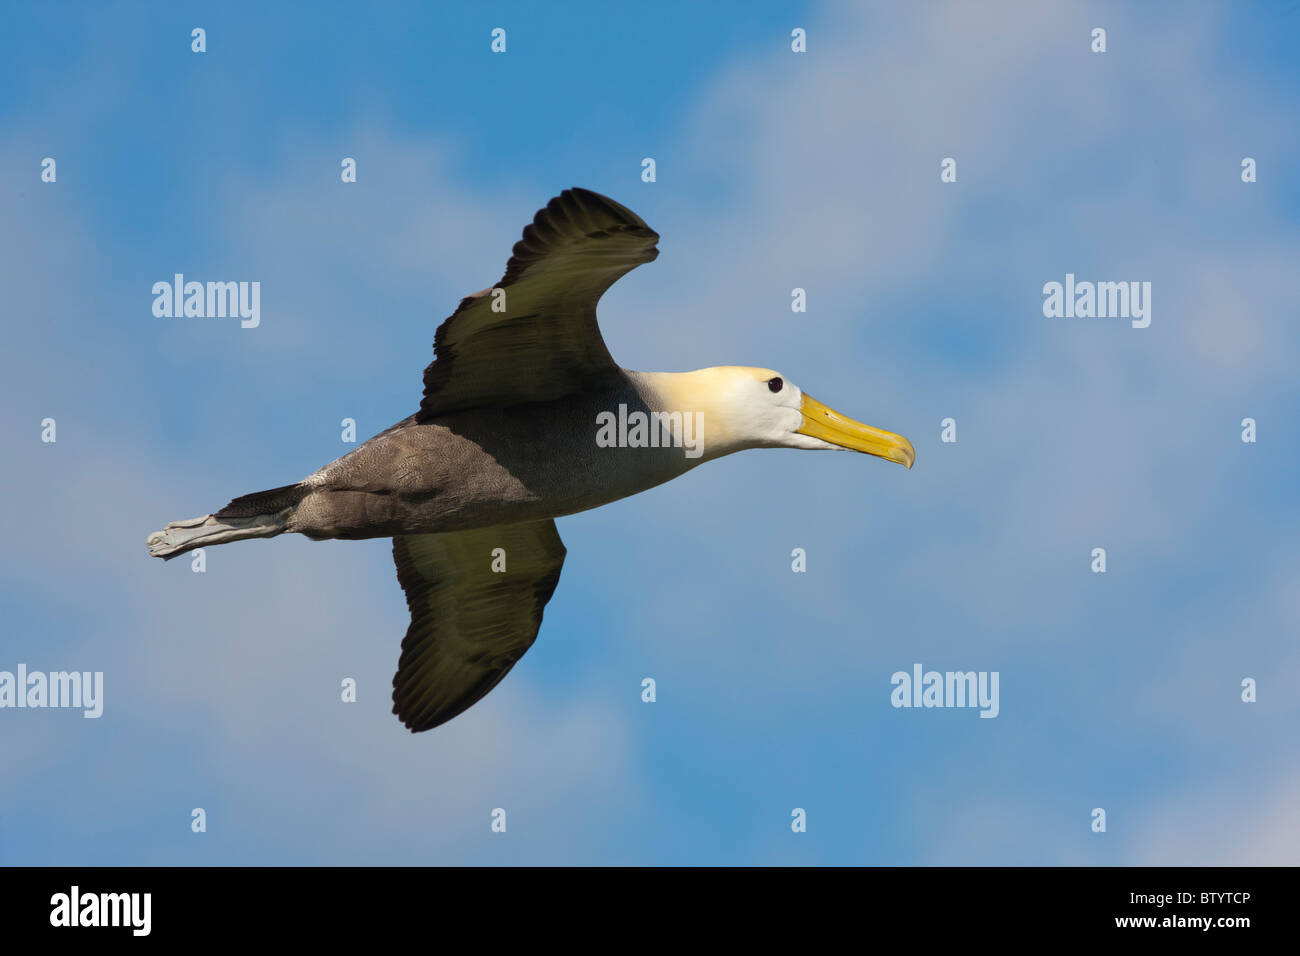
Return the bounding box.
[417,187,660,417]
[390,520,567,732]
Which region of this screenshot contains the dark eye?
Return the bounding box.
[767,377,784,393]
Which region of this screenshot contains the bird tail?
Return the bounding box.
[146,483,305,560]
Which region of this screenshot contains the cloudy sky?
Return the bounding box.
[1,0,1297,865]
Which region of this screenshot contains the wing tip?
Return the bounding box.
[392,698,443,734]
[562,186,659,237]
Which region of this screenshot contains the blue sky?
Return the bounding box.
[1,0,1298,865]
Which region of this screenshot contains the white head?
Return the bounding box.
[642,366,915,466]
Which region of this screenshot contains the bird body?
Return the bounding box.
[148,188,914,732]
[297,372,715,537]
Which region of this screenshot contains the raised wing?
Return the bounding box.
[417,187,659,417]
[390,520,567,732]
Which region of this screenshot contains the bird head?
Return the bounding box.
[660,366,915,467]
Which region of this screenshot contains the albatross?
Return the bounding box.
[147,188,914,732]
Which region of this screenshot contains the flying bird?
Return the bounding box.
[147,188,914,732]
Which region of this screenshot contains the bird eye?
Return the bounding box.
[767,377,784,393]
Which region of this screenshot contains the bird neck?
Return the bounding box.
[623,369,750,460]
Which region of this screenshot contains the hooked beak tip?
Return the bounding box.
[798,394,915,470]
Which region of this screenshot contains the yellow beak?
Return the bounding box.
[797,394,915,468]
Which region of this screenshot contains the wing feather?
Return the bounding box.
[390,520,567,732]
[417,188,659,416]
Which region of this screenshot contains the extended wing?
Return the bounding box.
[390,520,567,732]
[418,187,659,417]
